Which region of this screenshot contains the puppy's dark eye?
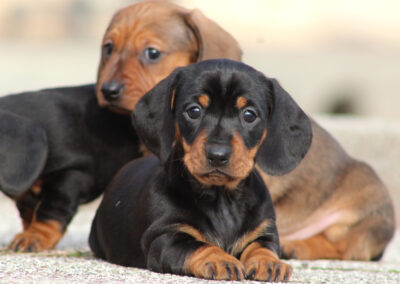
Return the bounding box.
[242,108,257,123]
[186,105,202,120]
[144,47,162,62]
[103,42,113,58]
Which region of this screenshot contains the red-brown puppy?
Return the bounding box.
[96,0,241,114]
[97,2,395,261]
[3,0,241,252]
[269,121,395,260]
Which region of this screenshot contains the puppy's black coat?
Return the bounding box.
[0,84,140,250]
[89,59,312,281]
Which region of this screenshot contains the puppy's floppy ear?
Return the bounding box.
[183,9,242,61]
[256,78,312,176]
[132,68,182,163]
[0,110,48,197]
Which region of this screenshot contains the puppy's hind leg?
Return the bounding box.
[280,233,341,260]
[336,209,395,260]
[281,208,395,260]
[10,170,93,252]
[15,182,43,230]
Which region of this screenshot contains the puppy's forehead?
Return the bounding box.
[112,1,187,24]
[179,66,265,108]
[107,2,191,49]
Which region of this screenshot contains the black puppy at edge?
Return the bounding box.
[0,86,140,251]
[89,59,312,282]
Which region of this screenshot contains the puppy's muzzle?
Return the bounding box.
[205,144,231,168]
[101,80,125,101]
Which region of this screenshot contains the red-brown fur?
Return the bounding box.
[10,220,63,251]
[96,0,241,114]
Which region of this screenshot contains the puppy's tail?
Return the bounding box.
[0,110,48,197]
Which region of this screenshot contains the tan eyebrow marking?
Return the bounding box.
[198,94,210,108]
[236,96,248,109]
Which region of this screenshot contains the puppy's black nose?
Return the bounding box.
[101,81,124,101]
[206,144,231,167]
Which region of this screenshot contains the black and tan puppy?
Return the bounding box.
[0,1,241,251]
[89,59,312,281]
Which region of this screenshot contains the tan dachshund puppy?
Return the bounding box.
[96,0,241,114]
[266,121,395,260]
[99,1,395,261]
[2,0,241,252]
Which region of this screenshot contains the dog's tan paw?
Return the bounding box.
[9,220,63,252]
[185,245,245,280]
[241,242,292,282]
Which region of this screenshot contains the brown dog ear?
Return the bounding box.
[132,68,183,163]
[183,9,242,61]
[256,78,312,176]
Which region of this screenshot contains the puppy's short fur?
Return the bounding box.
[96,0,241,114]
[0,1,241,251]
[0,86,141,251]
[89,59,313,282]
[269,121,395,260]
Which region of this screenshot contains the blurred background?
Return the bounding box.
[1,0,400,118]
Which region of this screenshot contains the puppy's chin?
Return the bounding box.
[190,170,242,190]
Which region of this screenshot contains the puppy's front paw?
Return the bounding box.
[185,245,245,280]
[241,243,292,282]
[9,220,63,252]
[244,257,292,282]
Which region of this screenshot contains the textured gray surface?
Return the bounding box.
[0,115,399,283]
[0,251,399,283]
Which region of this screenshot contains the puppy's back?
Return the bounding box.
[89,156,159,266]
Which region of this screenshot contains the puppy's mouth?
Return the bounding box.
[199,169,238,182]
[97,96,132,114]
[190,168,244,190]
[202,169,230,178]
